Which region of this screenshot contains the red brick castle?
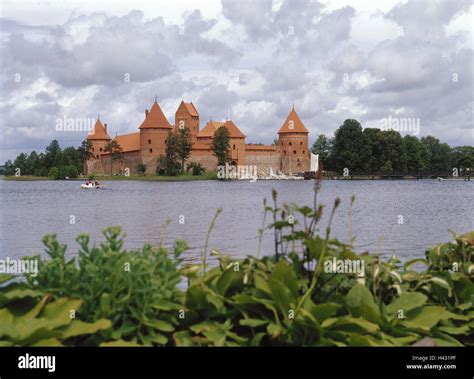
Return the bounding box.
[85,99,310,176]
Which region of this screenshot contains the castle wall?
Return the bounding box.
[244,149,280,176]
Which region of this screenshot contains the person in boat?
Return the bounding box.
[94,181,100,187]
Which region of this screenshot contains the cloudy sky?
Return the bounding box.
[0,0,472,162]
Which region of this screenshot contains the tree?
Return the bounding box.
[25,151,39,175]
[48,167,60,180]
[77,140,93,175]
[104,140,123,176]
[44,140,62,168]
[362,128,382,173]
[378,131,407,174]
[331,119,368,174]
[403,135,427,174]
[13,153,28,176]
[421,136,452,174]
[175,127,193,174]
[165,132,179,175]
[311,134,333,170]
[211,126,231,166]
[451,146,474,174]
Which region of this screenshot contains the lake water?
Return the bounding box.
[1,179,472,264]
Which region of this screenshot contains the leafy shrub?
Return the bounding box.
[136,163,147,175]
[47,167,59,179]
[59,165,78,179]
[0,275,110,346]
[26,227,186,346]
[186,162,206,176]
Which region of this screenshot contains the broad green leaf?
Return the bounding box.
[143,319,175,332]
[322,316,380,334]
[403,306,446,331]
[387,292,427,317]
[269,261,299,297]
[215,268,243,296]
[345,284,381,324]
[60,319,111,339]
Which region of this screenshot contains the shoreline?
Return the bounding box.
[2,174,471,182]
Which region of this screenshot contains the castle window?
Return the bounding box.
[300,142,303,146]
[92,147,95,151]
[293,150,296,154]
[100,148,103,152]
[302,150,305,154]
[284,150,286,154]
[233,144,236,150]
[148,139,151,144]
[289,142,292,146]
[149,148,153,153]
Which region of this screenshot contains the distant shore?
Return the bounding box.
[2,173,471,182]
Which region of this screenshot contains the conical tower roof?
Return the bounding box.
[139,100,172,129]
[278,107,309,134]
[87,118,111,140]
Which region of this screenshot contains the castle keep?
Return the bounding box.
[86,100,310,176]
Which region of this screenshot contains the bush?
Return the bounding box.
[137,163,147,175]
[187,162,205,176]
[25,227,186,346]
[59,165,78,179]
[34,167,48,177]
[48,167,59,179]
[0,274,111,346]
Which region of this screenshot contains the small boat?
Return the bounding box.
[437,177,445,181]
[81,184,106,189]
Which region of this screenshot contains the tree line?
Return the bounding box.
[311,119,473,176]
[2,140,92,179]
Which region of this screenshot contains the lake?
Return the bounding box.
[1,179,472,264]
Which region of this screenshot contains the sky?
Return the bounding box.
[0,0,472,162]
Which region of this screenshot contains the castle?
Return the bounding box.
[85,99,310,176]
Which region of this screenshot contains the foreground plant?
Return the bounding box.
[24,227,185,346]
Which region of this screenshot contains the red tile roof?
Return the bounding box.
[278,107,309,134]
[139,100,172,129]
[183,101,199,117]
[87,119,111,140]
[196,120,245,138]
[114,132,140,152]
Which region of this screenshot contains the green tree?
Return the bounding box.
[421,136,452,174]
[311,134,333,170]
[13,153,28,176]
[379,131,407,174]
[4,160,15,176]
[25,151,40,175]
[104,140,123,176]
[175,127,193,174]
[403,135,427,174]
[77,140,93,176]
[48,167,60,179]
[165,132,179,175]
[44,140,62,169]
[331,119,368,174]
[362,128,382,173]
[211,126,231,166]
[451,146,474,174]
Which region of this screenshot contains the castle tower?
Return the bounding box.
[223,120,246,166]
[278,107,309,174]
[87,117,111,159]
[175,101,199,142]
[139,99,173,173]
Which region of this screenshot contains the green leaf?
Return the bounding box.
[143,319,175,332]
[322,316,380,334]
[269,261,299,298]
[60,319,111,339]
[345,284,381,324]
[239,318,268,328]
[387,292,427,317]
[268,279,295,316]
[215,268,243,296]
[402,306,446,331]
[100,340,143,347]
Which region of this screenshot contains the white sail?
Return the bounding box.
[310,153,319,172]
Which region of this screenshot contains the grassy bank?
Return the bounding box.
[2,171,217,182]
[1,189,472,347]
